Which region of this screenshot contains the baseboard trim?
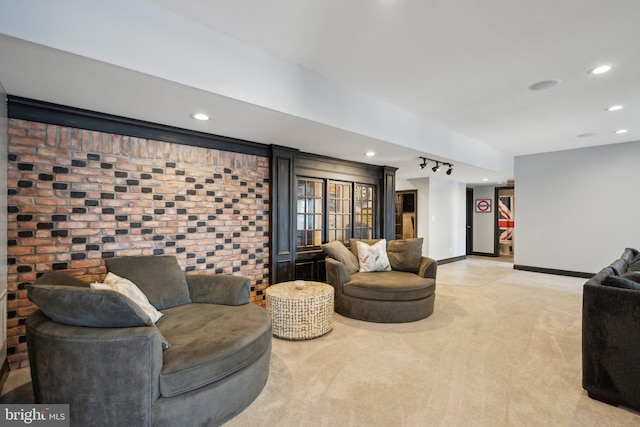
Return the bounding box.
[513,264,594,279]
[437,255,467,265]
[471,252,497,257]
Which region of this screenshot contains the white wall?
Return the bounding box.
[0,82,8,366]
[428,178,467,260]
[469,185,496,254]
[515,141,640,273]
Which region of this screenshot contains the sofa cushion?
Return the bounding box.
[91,272,164,323]
[621,248,640,265]
[344,271,435,301]
[584,267,615,286]
[628,256,640,272]
[105,255,191,310]
[156,303,272,398]
[622,271,640,283]
[321,240,359,274]
[609,258,628,276]
[27,284,153,327]
[387,238,423,272]
[357,240,391,272]
[602,275,640,291]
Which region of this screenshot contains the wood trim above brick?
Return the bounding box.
[7,96,270,157]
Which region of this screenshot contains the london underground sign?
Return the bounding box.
[475,199,492,213]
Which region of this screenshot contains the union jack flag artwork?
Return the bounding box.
[498,196,514,242]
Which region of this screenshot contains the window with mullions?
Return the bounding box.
[296,178,324,248]
[328,181,351,243]
[354,184,375,239]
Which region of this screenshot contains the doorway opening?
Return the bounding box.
[395,190,417,239]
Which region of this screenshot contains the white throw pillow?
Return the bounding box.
[357,240,391,272]
[91,272,164,323]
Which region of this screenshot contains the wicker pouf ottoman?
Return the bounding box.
[266,281,334,340]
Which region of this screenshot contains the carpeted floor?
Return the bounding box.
[3,257,640,426]
[224,257,640,426]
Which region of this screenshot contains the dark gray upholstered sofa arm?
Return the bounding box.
[325,257,350,291]
[186,274,251,306]
[27,310,163,427]
[582,282,640,410]
[418,256,438,279]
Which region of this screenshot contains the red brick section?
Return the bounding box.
[6,119,271,369]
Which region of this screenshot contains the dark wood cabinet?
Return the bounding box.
[270,149,396,284]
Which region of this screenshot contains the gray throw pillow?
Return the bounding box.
[27,284,153,327]
[35,270,90,287]
[321,240,360,274]
[387,238,424,272]
[105,255,191,310]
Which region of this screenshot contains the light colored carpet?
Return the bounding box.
[225,257,640,426]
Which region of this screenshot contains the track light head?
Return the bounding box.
[432,162,440,173]
[446,164,453,175]
[419,157,428,169]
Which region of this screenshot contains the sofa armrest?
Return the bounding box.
[27,310,162,426]
[325,257,350,293]
[186,274,250,306]
[417,256,438,279]
[582,283,640,410]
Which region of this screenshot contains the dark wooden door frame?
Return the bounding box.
[466,188,474,255]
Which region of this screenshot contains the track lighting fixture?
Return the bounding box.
[417,157,454,175]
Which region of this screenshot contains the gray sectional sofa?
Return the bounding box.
[26,255,272,427]
[323,238,437,323]
[582,247,640,412]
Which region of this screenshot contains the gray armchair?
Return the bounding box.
[26,255,272,427]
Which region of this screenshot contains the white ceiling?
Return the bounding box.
[1,0,639,184]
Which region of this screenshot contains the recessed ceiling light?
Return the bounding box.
[615,129,628,134]
[577,133,596,138]
[606,105,623,111]
[589,65,612,75]
[482,178,489,182]
[528,80,561,91]
[192,113,210,121]
[365,151,376,157]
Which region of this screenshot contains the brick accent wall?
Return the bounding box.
[6,119,271,369]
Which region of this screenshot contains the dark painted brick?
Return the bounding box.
[17,231,33,238]
[166,162,176,168]
[86,245,100,251]
[126,179,139,185]
[101,163,113,169]
[18,163,33,171]
[101,252,115,258]
[71,253,86,260]
[73,208,87,214]
[102,237,115,243]
[51,230,68,237]
[115,215,128,221]
[101,208,114,214]
[116,229,128,235]
[87,153,100,161]
[101,193,115,199]
[153,249,164,255]
[152,168,163,174]
[85,200,99,206]
[141,173,153,179]
[114,186,127,192]
[53,166,69,173]
[52,262,68,270]
[72,238,87,244]
[52,215,67,221]
[37,223,54,230]
[17,215,33,221]
[141,188,152,193]
[71,160,86,167]
[53,183,68,190]
[115,171,128,178]
[70,191,86,198]
[18,181,33,188]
